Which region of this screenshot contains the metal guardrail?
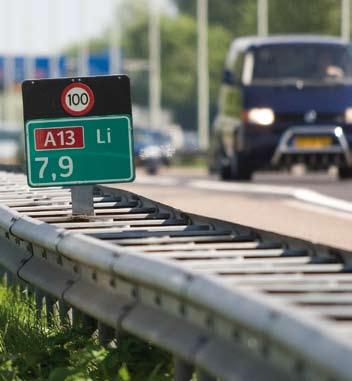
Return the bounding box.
[0,170,351,380]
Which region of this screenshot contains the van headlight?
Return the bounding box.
[345,107,352,123]
[246,108,275,126]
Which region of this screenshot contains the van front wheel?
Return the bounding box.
[219,153,253,181]
[338,166,352,180]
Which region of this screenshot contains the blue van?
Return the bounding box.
[209,35,352,180]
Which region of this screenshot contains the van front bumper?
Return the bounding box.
[242,124,352,169]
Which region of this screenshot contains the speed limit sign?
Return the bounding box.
[22,75,134,187]
[61,82,95,116]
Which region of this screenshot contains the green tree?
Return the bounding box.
[269,0,341,35]
[122,10,231,129]
[174,0,344,129]
[177,0,257,36]
[177,0,342,36]
[88,0,345,131]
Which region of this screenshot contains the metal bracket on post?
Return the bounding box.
[71,185,95,218]
[174,357,193,381]
[196,369,216,381]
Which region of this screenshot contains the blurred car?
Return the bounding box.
[134,127,175,174]
[210,35,352,180]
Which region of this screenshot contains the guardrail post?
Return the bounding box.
[0,266,7,285]
[98,321,115,346]
[174,358,193,381]
[82,314,97,334]
[196,369,216,381]
[27,284,35,298]
[72,308,81,327]
[6,272,15,287]
[45,295,56,325]
[19,281,28,297]
[71,186,95,217]
[59,301,69,324]
[35,290,44,320]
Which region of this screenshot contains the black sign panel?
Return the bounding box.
[22,75,132,122]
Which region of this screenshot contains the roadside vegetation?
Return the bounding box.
[0,284,172,381]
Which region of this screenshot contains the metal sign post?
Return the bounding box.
[22,75,135,218]
[71,185,94,216]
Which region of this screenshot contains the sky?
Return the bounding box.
[0,0,119,55]
[0,0,172,56]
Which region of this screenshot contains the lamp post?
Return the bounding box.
[257,0,268,36]
[2,0,14,123]
[49,0,60,78]
[341,0,350,41]
[79,0,89,76]
[197,0,209,150]
[149,0,161,129]
[25,0,36,80]
[110,0,122,74]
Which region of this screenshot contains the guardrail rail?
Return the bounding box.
[0,170,351,381]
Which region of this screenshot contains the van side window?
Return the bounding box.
[242,51,254,85]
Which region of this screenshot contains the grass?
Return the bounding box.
[0,284,173,381]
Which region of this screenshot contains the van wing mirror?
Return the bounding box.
[222,69,236,85]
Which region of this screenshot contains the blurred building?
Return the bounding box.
[0,50,124,123]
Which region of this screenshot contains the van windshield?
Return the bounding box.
[248,43,352,85]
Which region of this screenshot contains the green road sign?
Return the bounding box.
[22,75,135,187]
[25,115,134,187]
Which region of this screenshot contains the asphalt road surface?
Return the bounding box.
[114,167,352,251]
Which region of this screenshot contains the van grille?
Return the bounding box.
[275,112,343,127]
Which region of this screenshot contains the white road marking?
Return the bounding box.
[132,175,352,215]
[189,180,352,213]
[292,188,352,213]
[284,199,352,221]
[135,175,179,186]
[183,179,352,215]
[189,179,295,196]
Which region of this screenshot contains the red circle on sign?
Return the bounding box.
[61,82,95,116]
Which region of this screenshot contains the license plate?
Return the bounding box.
[294,136,333,148]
